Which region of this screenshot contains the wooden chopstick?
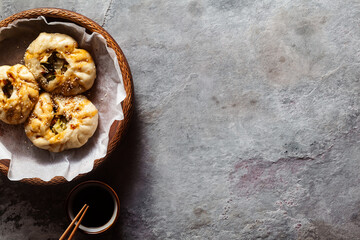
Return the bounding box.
[59,204,89,240]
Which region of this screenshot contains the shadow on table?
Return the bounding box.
[76,101,144,239]
[83,102,142,196]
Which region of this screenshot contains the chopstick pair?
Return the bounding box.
[59,204,89,240]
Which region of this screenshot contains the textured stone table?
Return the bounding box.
[1,0,360,239]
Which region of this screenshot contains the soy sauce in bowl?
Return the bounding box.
[71,185,114,227]
[67,181,120,234]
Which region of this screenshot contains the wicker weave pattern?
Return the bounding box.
[0,8,134,185]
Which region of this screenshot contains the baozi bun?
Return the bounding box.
[25,92,98,152]
[0,64,39,124]
[24,32,96,96]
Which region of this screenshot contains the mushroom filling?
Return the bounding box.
[2,80,13,98]
[50,115,68,134]
[41,51,69,82]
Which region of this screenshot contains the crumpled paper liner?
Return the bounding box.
[0,16,126,181]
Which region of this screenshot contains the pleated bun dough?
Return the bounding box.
[0,64,39,124]
[24,32,96,96]
[25,92,98,152]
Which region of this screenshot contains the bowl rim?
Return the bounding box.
[65,180,121,234]
[0,8,134,185]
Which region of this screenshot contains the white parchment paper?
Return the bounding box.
[0,16,126,181]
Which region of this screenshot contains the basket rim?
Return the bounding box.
[0,8,134,185]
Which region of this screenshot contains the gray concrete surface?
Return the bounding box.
[1,0,360,239]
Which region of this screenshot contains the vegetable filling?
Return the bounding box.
[50,115,68,134]
[2,80,13,98]
[41,51,69,82]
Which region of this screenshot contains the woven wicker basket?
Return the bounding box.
[0,8,134,185]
